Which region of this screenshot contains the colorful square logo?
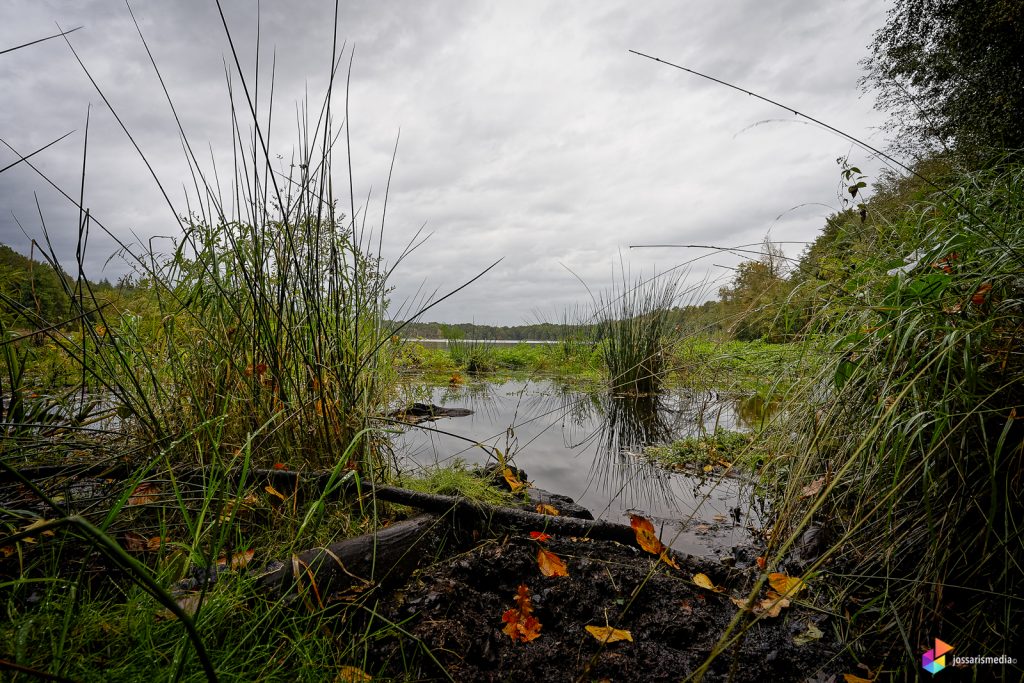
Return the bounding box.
[922,638,954,674]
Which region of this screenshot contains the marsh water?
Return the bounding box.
[391,379,772,557]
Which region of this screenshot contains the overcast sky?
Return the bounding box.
[1,1,891,325]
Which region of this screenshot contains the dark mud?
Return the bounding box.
[369,533,845,682]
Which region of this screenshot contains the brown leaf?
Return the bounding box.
[124,532,168,552]
[757,593,791,618]
[218,548,255,570]
[971,282,992,306]
[799,476,826,499]
[755,556,767,570]
[501,584,541,642]
[128,483,160,506]
[768,572,806,597]
[629,514,665,555]
[536,503,560,516]
[537,548,568,577]
[335,666,373,682]
[585,625,633,644]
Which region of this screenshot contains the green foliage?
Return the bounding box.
[0,244,73,327]
[864,0,1024,158]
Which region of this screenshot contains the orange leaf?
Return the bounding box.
[530,531,552,542]
[629,514,665,555]
[503,468,527,493]
[537,548,568,577]
[658,550,680,570]
[755,556,767,570]
[128,483,160,506]
[272,462,288,470]
[768,572,806,597]
[0,545,14,558]
[842,675,874,683]
[265,484,286,501]
[757,593,791,618]
[536,503,559,516]
[124,532,168,552]
[585,625,633,643]
[501,584,541,642]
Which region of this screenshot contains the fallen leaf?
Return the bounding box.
[265,484,287,501]
[537,548,568,577]
[629,514,665,555]
[529,531,552,542]
[21,519,55,538]
[1,546,15,557]
[658,550,680,570]
[842,675,874,683]
[585,625,633,644]
[702,464,713,473]
[335,666,372,682]
[758,591,791,618]
[159,592,203,620]
[503,468,527,493]
[768,572,806,597]
[536,503,560,516]
[794,621,823,645]
[501,584,541,642]
[692,573,725,592]
[755,556,767,570]
[124,532,168,552]
[800,476,826,499]
[218,548,254,570]
[272,462,288,470]
[971,282,992,306]
[128,483,160,506]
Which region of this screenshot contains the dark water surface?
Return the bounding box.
[391,379,770,557]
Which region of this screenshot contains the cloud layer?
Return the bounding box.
[1,1,889,324]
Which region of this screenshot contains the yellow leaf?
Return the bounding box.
[503,468,527,493]
[585,625,633,644]
[265,484,286,501]
[537,548,568,577]
[768,572,806,597]
[842,675,875,683]
[536,503,560,516]
[21,519,55,537]
[702,464,713,473]
[336,666,373,682]
[692,573,724,592]
[793,621,823,645]
[629,514,665,555]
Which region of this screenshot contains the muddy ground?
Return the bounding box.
[366,531,847,682]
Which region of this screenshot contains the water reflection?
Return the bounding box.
[391,379,767,555]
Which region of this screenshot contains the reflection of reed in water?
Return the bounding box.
[583,393,682,516]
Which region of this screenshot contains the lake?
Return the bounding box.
[391,378,770,558]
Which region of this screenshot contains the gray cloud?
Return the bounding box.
[1,0,889,324]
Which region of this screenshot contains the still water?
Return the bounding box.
[391,379,770,557]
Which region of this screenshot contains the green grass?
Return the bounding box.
[643,428,770,473]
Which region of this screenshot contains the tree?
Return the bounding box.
[863,0,1024,159]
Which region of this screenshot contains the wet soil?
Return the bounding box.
[369,533,845,682]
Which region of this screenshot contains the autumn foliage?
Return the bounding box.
[502,584,542,643]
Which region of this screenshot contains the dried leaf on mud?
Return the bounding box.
[1,545,16,557]
[265,484,287,501]
[529,531,552,542]
[128,483,160,506]
[335,666,373,682]
[800,476,826,499]
[793,621,823,645]
[536,503,559,516]
[730,593,790,618]
[585,625,633,644]
[756,556,767,570]
[218,548,255,570]
[503,468,527,493]
[501,584,541,642]
[658,550,680,570]
[537,547,568,577]
[629,514,665,555]
[124,532,169,552]
[692,573,725,592]
[768,572,806,597]
[842,675,875,683]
